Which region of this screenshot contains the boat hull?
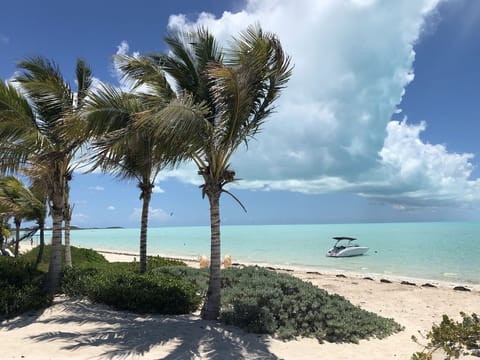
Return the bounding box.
[326,246,369,257]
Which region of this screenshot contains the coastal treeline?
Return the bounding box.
[0,25,291,319]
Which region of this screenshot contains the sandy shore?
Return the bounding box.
[2,247,479,359]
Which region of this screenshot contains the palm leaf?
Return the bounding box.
[76,58,93,107]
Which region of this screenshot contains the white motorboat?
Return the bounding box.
[326,237,369,257]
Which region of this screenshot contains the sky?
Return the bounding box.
[1,0,480,228]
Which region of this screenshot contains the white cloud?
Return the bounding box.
[112,40,148,93]
[152,185,165,194]
[370,120,480,207]
[157,0,480,209]
[107,205,116,211]
[167,0,437,179]
[130,207,171,223]
[116,41,130,56]
[88,186,104,191]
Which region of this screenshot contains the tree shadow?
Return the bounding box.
[4,297,279,359]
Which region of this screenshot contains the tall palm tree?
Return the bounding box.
[83,83,203,273]
[0,57,93,290]
[117,25,292,319]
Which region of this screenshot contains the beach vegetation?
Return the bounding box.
[12,247,403,343]
[154,265,210,296]
[0,57,94,291]
[21,245,109,272]
[116,25,292,320]
[219,267,402,343]
[61,263,200,315]
[411,312,480,359]
[0,256,52,319]
[158,265,402,342]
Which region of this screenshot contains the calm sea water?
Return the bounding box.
[43,222,480,284]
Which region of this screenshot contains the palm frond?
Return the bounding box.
[15,57,74,131]
[206,24,292,172]
[0,175,45,221]
[84,83,143,136]
[115,54,175,100]
[76,58,93,107]
[136,93,210,165]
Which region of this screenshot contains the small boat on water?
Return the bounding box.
[326,237,369,257]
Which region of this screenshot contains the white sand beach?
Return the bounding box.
[2,247,480,359]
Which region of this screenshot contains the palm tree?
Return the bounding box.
[0,215,11,248]
[0,176,47,262]
[0,57,93,290]
[22,168,53,267]
[83,83,202,273]
[117,25,292,319]
[0,176,25,256]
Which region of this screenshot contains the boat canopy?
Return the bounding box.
[332,236,356,241]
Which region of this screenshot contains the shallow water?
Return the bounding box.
[41,222,480,284]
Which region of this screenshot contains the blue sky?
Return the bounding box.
[1,0,480,227]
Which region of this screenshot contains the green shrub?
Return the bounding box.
[61,266,101,296]
[61,266,201,314]
[0,257,52,318]
[412,312,480,359]
[147,256,187,269]
[152,266,210,294]
[104,256,187,273]
[21,245,109,272]
[219,267,403,343]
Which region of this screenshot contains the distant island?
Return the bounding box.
[71,226,124,230]
[20,226,124,231]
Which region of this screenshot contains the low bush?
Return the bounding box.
[153,266,210,295]
[21,245,109,272]
[411,312,480,359]
[61,265,201,314]
[219,267,403,343]
[105,256,187,273]
[0,257,52,318]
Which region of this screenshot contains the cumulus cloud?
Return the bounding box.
[371,120,480,207]
[116,0,480,210]
[167,0,438,178]
[107,205,116,211]
[88,186,104,191]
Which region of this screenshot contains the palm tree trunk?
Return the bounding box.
[139,184,152,273]
[35,221,45,268]
[14,218,21,257]
[64,204,72,267]
[46,207,63,291]
[202,189,222,320]
[46,167,65,292]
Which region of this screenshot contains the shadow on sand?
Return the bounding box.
[3,297,279,359]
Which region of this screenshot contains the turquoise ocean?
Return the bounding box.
[44,222,480,285]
